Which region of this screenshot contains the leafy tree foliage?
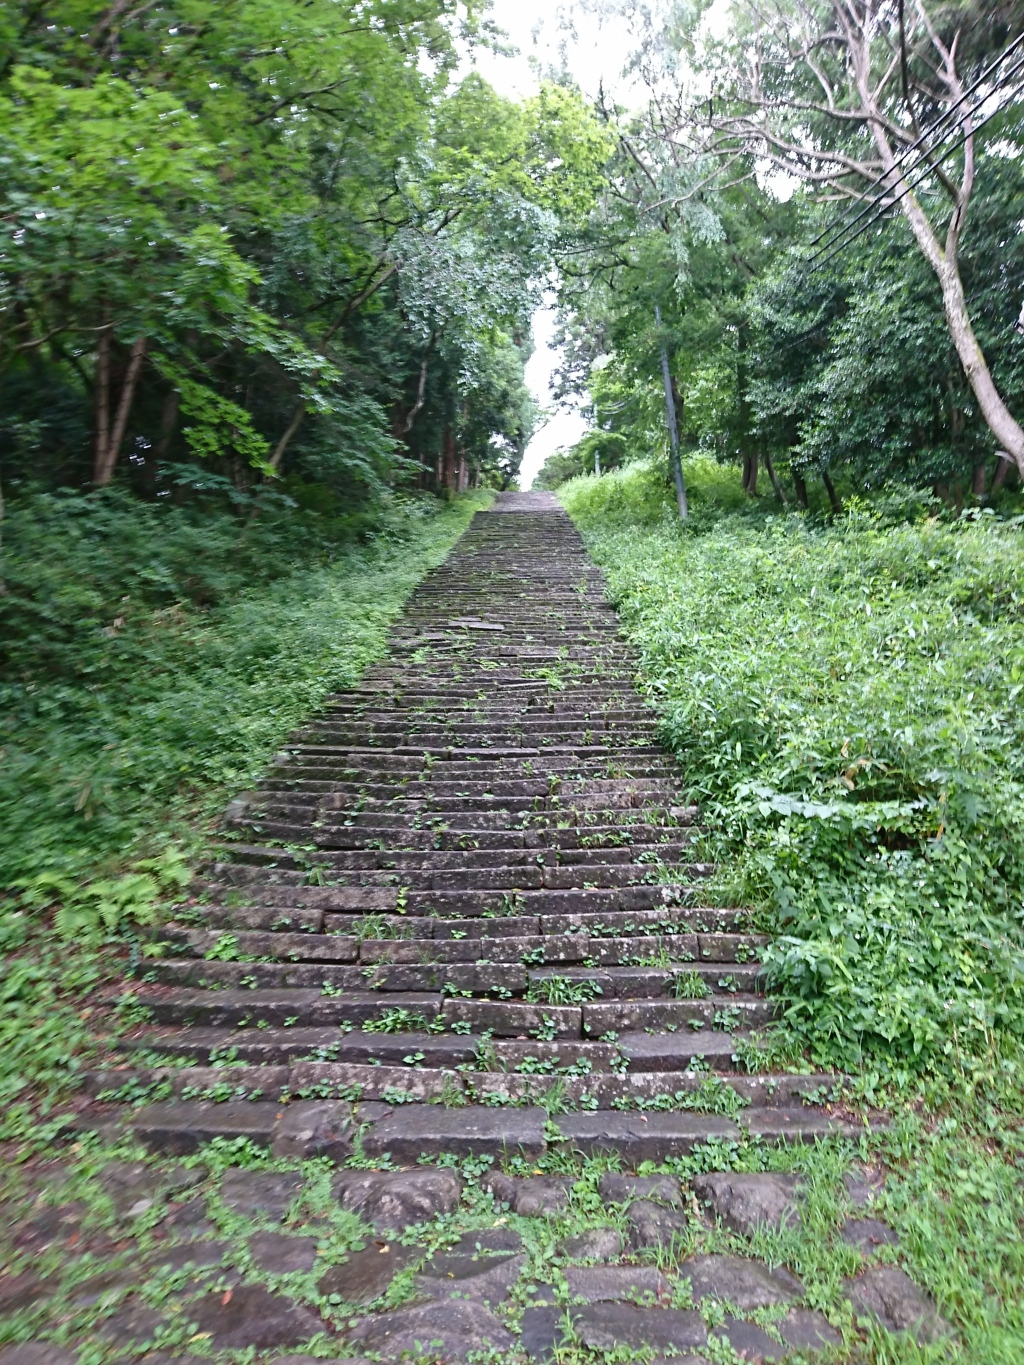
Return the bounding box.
[0,2,610,503]
[540,1,1024,512]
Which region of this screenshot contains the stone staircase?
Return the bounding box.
[90,491,871,1162]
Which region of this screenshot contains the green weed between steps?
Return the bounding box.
[561,459,1024,1093]
[0,489,489,1139]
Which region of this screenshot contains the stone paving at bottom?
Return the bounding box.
[0,1150,950,1363]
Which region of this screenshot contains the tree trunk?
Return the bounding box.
[594,450,601,477]
[93,319,112,485]
[743,451,759,496]
[442,426,456,493]
[655,304,687,520]
[764,451,788,505]
[992,453,1013,494]
[95,334,146,487]
[153,388,180,464]
[0,469,6,595]
[793,470,808,509]
[821,467,842,515]
[972,461,987,498]
[866,111,1024,478]
[457,454,467,492]
[268,403,305,474]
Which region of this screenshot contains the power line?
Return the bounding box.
[809,53,1024,265]
[810,76,1024,273]
[808,31,1024,256]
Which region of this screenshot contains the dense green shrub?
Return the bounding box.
[0,488,487,886]
[563,459,1024,1082]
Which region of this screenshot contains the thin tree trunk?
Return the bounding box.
[821,468,843,515]
[268,403,305,474]
[0,470,6,595]
[93,319,112,484]
[595,450,601,477]
[992,453,1013,494]
[972,461,987,498]
[442,426,456,492]
[153,389,180,463]
[744,451,759,496]
[655,305,687,520]
[95,334,146,487]
[864,88,1024,476]
[764,451,787,505]
[793,471,809,509]
[457,454,467,492]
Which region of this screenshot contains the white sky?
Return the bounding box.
[471,1,640,486]
[471,1,731,487]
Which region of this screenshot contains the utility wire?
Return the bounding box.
[810,74,1024,273]
[809,53,1024,264]
[808,30,1024,255]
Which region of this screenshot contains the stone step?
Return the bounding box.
[191,882,709,915]
[118,985,773,1034]
[183,905,752,937]
[95,1096,877,1162]
[211,840,692,873]
[141,956,762,999]
[161,926,766,968]
[207,862,706,893]
[113,1027,811,1087]
[89,1053,839,1108]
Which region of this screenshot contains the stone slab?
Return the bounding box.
[841,1216,899,1251]
[572,1303,708,1354]
[557,1227,623,1261]
[599,1172,682,1206]
[220,1169,304,1222]
[415,1251,524,1304]
[565,1265,670,1302]
[844,1265,949,1344]
[318,1242,419,1306]
[272,1100,356,1161]
[556,1111,739,1162]
[345,1299,516,1360]
[333,1168,463,1230]
[186,1283,323,1348]
[682,1254,803,1309]
[362,1104,546,1161]
[692,1171,801,1235]
[248,1231,319,1274]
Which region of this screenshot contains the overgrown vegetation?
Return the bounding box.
[563,458,1024,1088]
[1,489,487,889]
[0,489,486,1137]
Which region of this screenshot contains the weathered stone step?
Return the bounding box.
[192,880,708,915]
[163,926,765,969]
[120,985,772,1035]
[115,1027,810,1086]
[90,1055,840,1110]
[185,904,752,937]
[93,1096,877,1162]
[142,955,760,1000]
[213,840,692,874]
[207,861,705,894]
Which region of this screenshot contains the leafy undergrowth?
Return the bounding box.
[1,487,490,887]
[0,488,489,1138]
[562,459,1024,1091]
[2,1119,1023,1363]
